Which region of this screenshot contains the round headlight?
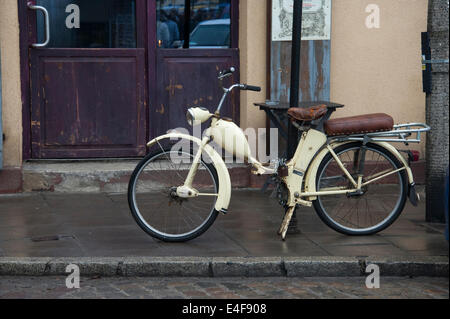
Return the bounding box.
[186,109,195,126]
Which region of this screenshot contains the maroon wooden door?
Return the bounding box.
[26,0,147,159]
[150,0,240,138]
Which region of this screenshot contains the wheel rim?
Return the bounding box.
[317,146,404,233]
[131,149,218,239]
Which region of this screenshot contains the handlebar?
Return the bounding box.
[215,79,262,114]
[241,84,261,92]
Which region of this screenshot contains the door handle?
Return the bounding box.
[28,3,50,48]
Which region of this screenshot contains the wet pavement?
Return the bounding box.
[0,187,448,257]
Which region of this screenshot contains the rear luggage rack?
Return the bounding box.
[336,123,431,144]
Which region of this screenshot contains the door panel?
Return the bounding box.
[28,0,147,159]
[154,49,239,136]
[30,49,147,158]
[25,0,239,158]
[152,0,240,138]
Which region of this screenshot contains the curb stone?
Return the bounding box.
[0,257,53,276]
[123,257,211,277]
[0,256,448,277]
[46,257,121,276]
[365,256,449,277]
[211,257,284,277]
[284,256,361,277]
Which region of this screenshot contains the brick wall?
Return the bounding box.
[426,0,449,222]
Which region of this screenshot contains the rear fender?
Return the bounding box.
[374,142,417,206]
[373,142,414,184]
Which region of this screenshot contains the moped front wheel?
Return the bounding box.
[128,145,219,242]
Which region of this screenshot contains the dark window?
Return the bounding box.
[156,0,231,48]
[37,0,137,48]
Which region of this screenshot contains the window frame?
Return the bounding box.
[33,0,143,49]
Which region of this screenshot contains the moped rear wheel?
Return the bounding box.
[312,142,408,235]
[128,145,219,242]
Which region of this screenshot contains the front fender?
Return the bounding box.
[303,141,414,200]
[147,133,232,213]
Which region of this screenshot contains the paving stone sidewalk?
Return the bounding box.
[0,187,448,258]
[0,276,448,299]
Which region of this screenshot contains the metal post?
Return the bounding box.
[287,0,304,233]
[289,0,303,128]
[183,0,191,49]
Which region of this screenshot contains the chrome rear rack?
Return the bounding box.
[336,123,431,144]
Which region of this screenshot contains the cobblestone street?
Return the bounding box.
[0,276,448,299]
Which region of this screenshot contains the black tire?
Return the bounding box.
[128,146,220,242]
[312,142,408,236]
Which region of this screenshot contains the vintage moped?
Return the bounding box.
[128,67,430,242]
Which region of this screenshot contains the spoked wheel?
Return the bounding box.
[128,144,219,242]
[312,142,408,235]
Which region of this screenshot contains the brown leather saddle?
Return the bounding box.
[287,105,394,136]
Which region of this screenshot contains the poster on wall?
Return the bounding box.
[272,0,332,41]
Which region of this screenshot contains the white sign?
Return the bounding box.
[272,0,332,41]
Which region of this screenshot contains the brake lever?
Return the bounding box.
[218,73,232,80]
[218,67,236,80]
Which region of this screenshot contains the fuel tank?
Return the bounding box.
[208,119,252,161]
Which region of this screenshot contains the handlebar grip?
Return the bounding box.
[242,84,261,92]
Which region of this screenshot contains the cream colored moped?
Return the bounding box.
[128,67,430,242]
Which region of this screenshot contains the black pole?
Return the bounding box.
[288,0,303,158]
[183,0,191,49]
[287,0,303,234]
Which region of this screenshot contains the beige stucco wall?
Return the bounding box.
[239,0,268,131]
[330,0,428,155]
[0,0,23,168]
[242,0,428,155]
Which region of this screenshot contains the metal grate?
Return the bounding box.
[336,123,431,144]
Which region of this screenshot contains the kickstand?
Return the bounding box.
[278,206,296,240]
